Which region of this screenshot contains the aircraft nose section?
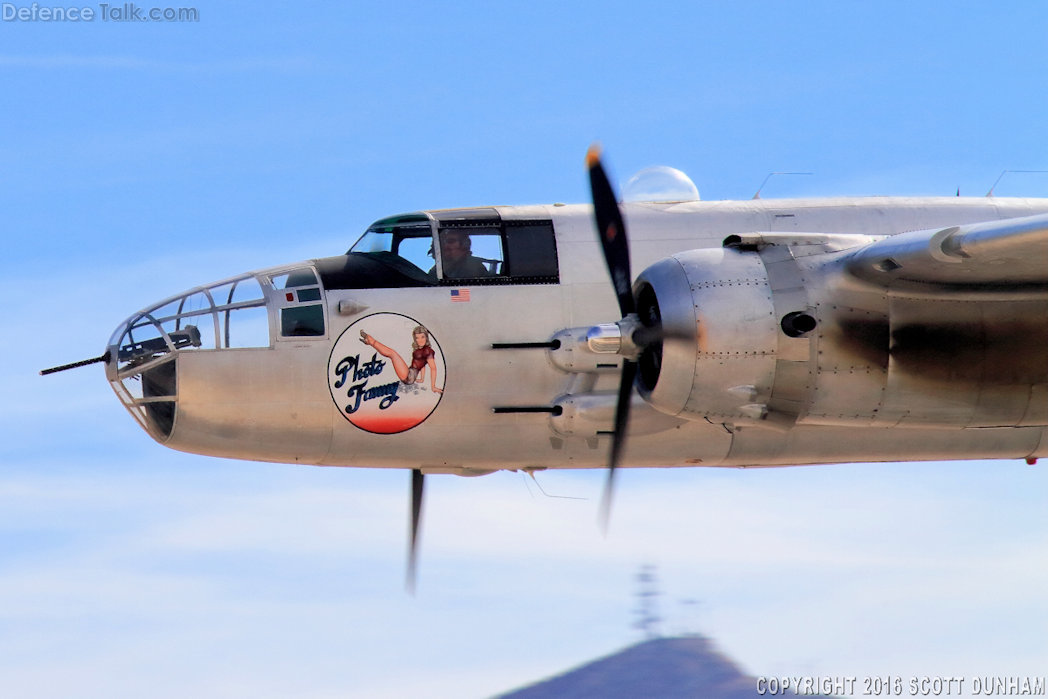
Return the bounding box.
[106,312,182,441]
[104,272,270,443]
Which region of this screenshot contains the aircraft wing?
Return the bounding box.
[845,212,1048,292]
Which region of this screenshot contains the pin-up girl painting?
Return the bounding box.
[328,314,446,434]
[360,325,443,394]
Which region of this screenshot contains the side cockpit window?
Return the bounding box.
[272,268,325,338]
[503,221,559,281]
[435,227,503,279]
[434,219,558,285]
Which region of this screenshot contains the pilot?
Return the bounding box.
[432,229,490,279]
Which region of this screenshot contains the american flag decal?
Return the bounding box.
[450,289,470,302]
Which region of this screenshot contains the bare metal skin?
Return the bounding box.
[97,195,1047,473]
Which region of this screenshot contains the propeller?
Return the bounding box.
[586,144,645,532]
[588,146,635,319]
[406,468,424,593]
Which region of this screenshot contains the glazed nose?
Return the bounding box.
[105,311,185,441]
[101,272,270,441]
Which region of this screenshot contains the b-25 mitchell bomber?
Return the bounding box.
[44,147,1048,582]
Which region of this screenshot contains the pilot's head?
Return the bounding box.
[439,229,472,263]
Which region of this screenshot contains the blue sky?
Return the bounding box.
[3,2,1047,697]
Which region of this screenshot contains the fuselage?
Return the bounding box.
[105,196,1048,473]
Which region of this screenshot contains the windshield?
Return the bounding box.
[348,214,435,274]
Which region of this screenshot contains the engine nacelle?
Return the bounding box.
[633,233,1048,431]
[633,248,783,425]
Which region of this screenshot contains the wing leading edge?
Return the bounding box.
[846,212,1048,292]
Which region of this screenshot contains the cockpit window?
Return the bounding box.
[332,211,559,289]
[432,222,559,283]
[349,215,433,268]
[352,229,433,272]
[434,227,503,279]
[273,268,320,289]
[503,221,559,279]
[271,267,326,338]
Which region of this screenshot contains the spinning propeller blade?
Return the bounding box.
[599,357,637,532]
[587,145,639,530]
[407,468,425,593]
[587,144,636,319]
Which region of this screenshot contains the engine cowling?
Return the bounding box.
[633,247,781,424]
[632,233,1048,431]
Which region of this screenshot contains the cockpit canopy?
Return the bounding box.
[327,208,559,289]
